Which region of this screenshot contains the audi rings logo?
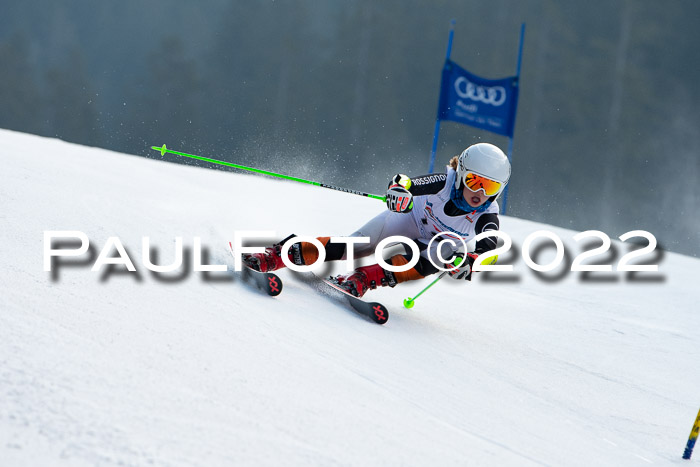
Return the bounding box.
[454,77,507,107]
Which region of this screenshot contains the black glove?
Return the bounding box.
[385,174,413,213]
[445,253,478,280]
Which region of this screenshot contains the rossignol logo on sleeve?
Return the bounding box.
[412,174,447,186]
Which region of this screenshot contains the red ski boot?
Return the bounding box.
[242,235,330,272]
[243,244,288,272]
[335,263,397,298]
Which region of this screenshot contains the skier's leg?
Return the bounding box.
[281,210,421,269]
[348,210,421,258]
[332,212,430,296]
[388,237,457,283]
[246,211,425,274]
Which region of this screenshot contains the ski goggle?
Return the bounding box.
[463,172,503,196]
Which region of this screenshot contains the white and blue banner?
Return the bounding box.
[437,59,519,138]
[428,22,525,214]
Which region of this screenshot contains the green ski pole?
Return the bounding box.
[151,144,385,202]
[403,271,449,309]
[402,254,498,308]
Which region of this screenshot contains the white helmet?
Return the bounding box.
[455,143,511,197]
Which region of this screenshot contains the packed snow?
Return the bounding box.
[1,129,698,466]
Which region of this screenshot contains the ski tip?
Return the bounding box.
[266,273,283,296]
[369,303,389,324]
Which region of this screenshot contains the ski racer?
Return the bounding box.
[244,142,511,297]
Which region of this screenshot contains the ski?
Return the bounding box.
[318,276,389,325]
[243,266,283,296]
[228,242,283,297]
[225,242,386,322]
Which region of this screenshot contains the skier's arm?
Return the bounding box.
[446,213,500,281]
[392,173,448,196]
[385,172,448,213]
[473,213,500,254]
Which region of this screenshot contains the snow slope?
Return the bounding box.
[1,128,699,466]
